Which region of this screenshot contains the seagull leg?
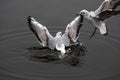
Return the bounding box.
[90,27,97,39]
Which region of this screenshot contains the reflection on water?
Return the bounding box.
[25,43,87,66]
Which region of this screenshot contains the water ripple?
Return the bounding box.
[0,27,120,80]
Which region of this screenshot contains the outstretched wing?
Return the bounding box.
[109,0,120,9]
[94,0,120,15]
[27,16,54,47]
[98,9,120,21]
[62,15,83,46]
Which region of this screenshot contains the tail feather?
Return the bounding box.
[98,22,108,35]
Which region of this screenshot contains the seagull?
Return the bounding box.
[27,15,83,58]
[78,0,120,38]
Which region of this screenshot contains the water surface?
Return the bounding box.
[0,0,120,80]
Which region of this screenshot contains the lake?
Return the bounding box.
[0,0,120,80]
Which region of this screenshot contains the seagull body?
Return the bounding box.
[27,15,83,58]
[79,0,120,38]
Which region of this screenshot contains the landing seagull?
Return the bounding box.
[27,15,83,58]
[78,0,120,38]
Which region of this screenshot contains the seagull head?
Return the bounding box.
[79,10,90,18]
[56,32,63,37]
[56,42,66,58]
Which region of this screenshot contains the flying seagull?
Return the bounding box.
[78,0,120,38]
[27,15,83,58]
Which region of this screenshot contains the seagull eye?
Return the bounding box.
[81,12,85,15]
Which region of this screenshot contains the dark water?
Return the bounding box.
[0,0,120,80]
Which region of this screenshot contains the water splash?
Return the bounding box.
[25,43,87,66]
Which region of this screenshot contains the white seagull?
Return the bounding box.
[27,15,83,58]
[78,0,120,38]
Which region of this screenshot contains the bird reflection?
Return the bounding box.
[25,43,87,66]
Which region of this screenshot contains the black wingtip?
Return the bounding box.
[27,16,42,43]
[27,16,32,27]
[27,16,34,32]
[27,16,31,22]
